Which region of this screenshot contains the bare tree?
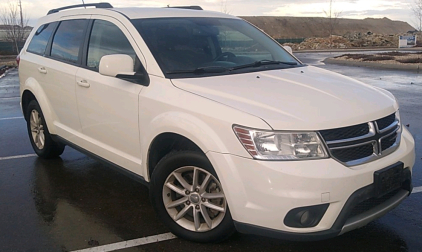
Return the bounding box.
[412,0,422,31]
[1,0,29,54]
[220,0,230,14]
[323,0,342,48]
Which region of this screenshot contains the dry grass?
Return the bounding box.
[335,54,370,60]
[0,56,17,67]
[396,58,422,63]
[363,56,395,61]
[0,61,17,67]
[333,51,422,65]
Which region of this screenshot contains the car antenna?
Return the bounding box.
[81,0,86,8]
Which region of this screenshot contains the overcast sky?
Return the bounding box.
[1,0,417,28]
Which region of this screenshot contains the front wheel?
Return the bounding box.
[26,100,65,158]
[150,151,235,242]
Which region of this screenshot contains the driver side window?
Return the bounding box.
[87,20,136,70]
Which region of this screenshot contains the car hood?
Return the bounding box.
[171,66,398,130]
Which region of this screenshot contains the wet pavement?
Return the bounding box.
[0,53,421,251]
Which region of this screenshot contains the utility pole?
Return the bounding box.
[18,0,23,28]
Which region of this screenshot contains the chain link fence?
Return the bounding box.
[275,38,306,44]
[0,41,25,55]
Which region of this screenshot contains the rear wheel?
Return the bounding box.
[150,151,235,242]
[26,100,65,158]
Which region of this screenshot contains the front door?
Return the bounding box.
[75,18,144,173]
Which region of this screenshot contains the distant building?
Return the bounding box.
[398,35,417,48]
[0,25,32,42]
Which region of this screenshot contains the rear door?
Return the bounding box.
[41,18,90,136]
[75,17,145,173]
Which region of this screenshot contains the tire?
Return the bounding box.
[26,100,65,158]
[150,151,235,243]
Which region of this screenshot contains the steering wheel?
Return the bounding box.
[213,52,236,62]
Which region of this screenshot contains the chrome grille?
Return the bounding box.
[331,143,374,163]
[381,132,398,151]
[320,112,401,166]
[320,123,369,142]
[376,113,396,131]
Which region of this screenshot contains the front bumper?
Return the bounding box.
[206,127,415,240]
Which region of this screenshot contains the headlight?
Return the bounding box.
[233,125,329,160]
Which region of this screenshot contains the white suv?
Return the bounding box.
[19,3,415,242]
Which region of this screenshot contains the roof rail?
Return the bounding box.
[47,3,113,15]
[168,6,203,10]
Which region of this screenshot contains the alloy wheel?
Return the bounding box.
[162,166,227,232]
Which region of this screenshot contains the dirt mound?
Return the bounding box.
[283,33,401,50]
[240,16,414,39]
[283,35,352,50]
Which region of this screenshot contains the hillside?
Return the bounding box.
[240,16,415,39]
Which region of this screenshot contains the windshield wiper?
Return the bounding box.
[165,61,298,75]
[166,66,229,75]
[230,60,298,71]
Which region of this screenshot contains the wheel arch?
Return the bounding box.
[147,132,204,181]
[21,78,57,134]
[21,90,36,120]
[143,111,244,181]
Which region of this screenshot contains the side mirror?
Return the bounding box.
[99,54,135,77]
[283,46,293,54]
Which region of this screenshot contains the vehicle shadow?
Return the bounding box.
[31,154,167,250]
[31,154,410,252]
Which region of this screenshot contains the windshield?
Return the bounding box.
[132,17,301,78]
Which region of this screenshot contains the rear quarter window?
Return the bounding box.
[27,22,57,55]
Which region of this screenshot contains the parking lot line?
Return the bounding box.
[0,154,37,161]
[413,186,422,194]
[0,116,24,121]
[0,96,20,100]
[71,233,177,252]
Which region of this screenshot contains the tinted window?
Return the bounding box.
[27,22,57,55]
[87,20,136,70]
[51,19,88,63]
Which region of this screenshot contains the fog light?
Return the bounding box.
[284,204,329,228]
[300,210,311,226]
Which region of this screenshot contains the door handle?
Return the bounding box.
[38,67,47,74]
[77,79,90,88]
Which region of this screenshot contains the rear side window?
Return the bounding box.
[27,22,57,55]
[87,20,136,70]
[51,19,88,63]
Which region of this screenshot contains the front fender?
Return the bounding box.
[138,76,271,181]
[145,111,230,155]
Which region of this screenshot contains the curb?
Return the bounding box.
[323,58,421,72]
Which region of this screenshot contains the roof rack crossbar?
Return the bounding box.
[168,6,203,10]
[47,3,113,15]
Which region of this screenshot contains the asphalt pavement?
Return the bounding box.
[0,53,421,252]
